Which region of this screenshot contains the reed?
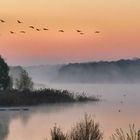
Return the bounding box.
[110,124,140,140]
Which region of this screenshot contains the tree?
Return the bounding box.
[15,69,34,91]
[0,56,10,90]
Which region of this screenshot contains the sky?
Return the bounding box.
[0,0,140,65]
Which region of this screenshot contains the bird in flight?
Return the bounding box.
[76,30,82,32]
[58,30,64,32]
[36,28,41,31]
[0,19,5,23]
[43,28,49,31]
[29,26,35,29]
[20,31,26,33]
[95,31,100,33]
[10,31,15,34]
[17,20,23,24]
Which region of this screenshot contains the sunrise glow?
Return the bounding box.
[0,0,140,65]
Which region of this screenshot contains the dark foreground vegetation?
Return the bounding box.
[46,115,140,140]
[46,115,103,140]
[110,124,140,140]
[0,89,99,106]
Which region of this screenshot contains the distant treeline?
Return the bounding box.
[57,59,140,83]
[9,59,140,84]
[0,89,99,106]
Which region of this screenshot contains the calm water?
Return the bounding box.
[0,84,140,140]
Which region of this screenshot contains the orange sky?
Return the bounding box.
[0,0,140,65]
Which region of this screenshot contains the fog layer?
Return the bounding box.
[10,59,140,84]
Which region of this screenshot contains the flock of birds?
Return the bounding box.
[0,19,101,35]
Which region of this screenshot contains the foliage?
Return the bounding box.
[0,89,99,106]
[58,59,140,83]
[15,69,33,91]
[51,125,68,140]
[0,55,11,90]
[110,124,140,140]
[9,76,13,90]
[70,114,103,140]
[46,114,102,140]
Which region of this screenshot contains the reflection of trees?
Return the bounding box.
[0,113,10,140]
[0,102,96,140]
[0,104,72,140]
[0,104,76,140]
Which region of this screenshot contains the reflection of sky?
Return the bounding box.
[0,84,140,140]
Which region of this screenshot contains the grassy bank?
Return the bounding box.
[0,89,99,106]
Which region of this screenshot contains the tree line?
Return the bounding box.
[0,55,33,91]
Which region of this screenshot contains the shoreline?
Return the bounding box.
[0,89,99,107]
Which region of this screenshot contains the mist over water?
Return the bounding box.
[6,59,140,140]
[22,59,140,85]
[0,83,140,140]
[1,0,140,139]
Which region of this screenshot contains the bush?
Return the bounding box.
[0,89,99,106]
[70,114,103,140]
[50,125,68,140]
[46,115,103,140]
[110,124,140,140]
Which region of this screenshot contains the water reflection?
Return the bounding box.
[0,84,140,140]
[0,102,98,140]
[0,103,99,140]
[0,113,10,140]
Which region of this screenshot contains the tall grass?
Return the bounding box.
[110,124,140,140]
[49,114,103,140]
[70,114,103,140]
[48,118,140,140]
[50,125,67,140]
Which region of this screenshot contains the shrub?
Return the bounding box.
[46,115,102,140]
[110,124,140,140]
[51,125,68,140]
[70,114,103,140]
[0,89,99,106]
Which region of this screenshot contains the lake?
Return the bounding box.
[0,84,140,140]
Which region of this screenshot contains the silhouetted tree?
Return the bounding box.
[15,69,34,91]
[0,56,10,90]
[9,77,13,90]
